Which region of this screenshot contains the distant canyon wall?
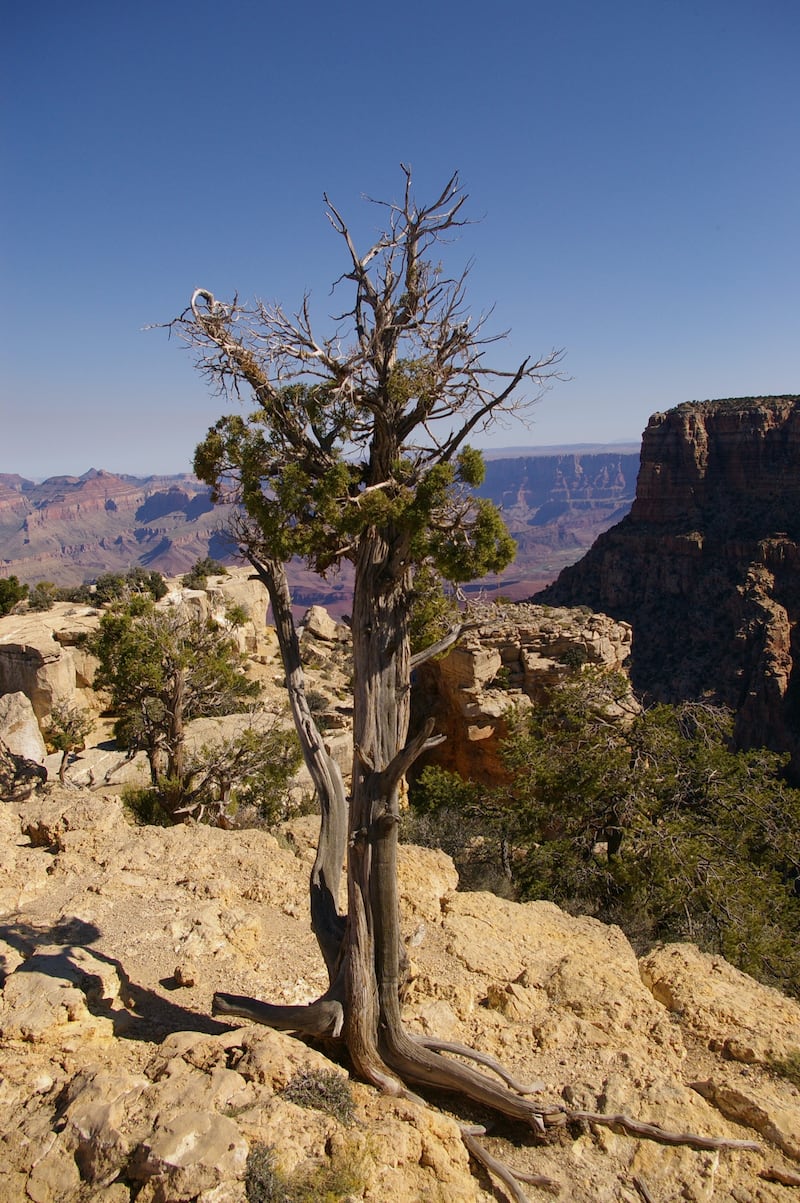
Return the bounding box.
[0,452,641,606]
[537,396,800,775]
[0,469,232,586]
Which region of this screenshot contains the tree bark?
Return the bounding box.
[248,554,348,980]
[342,525,413,1088]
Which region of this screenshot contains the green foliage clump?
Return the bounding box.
[120,785,172,827]
[0,575,28,615]
[506,689,800,996]
[406,767,515,895]
[409,563,459,655]
[27,581,59,611]
[244,1141,365,1203]
[91,595,265,822]
[42,699,94,784]
[92,567,167,604]
[282,1069,356,1126]
[225,602,249,628]
[181,556,228,589]
[767,1050,800,1089]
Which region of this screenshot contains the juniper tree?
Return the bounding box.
[92,594,263,821]
[170,171,755,1194]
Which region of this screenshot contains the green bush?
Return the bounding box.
[120,785,172,827]
[408,672,800,999]
[181,556,228,589]
[93,568,167,604]
[0,575,28,615]
[27,581,59,611]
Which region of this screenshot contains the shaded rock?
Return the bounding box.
[538,395,800,777]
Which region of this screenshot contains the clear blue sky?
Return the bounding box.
[2,0,798,479]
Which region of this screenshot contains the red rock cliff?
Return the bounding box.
[536,396,800,775]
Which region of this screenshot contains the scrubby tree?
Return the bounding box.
[43,698,94,784]
[92,594,269,821]
[92,567,167,604]
[0,575,28,616]
[181,556,228,589]
[171,171,751,1192]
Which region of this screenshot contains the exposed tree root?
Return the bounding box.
[219,995,764,1200]
[462,1128,561,1199]
[562,1109,761,1152]
[212,991,344,1037]
[633,1177,655,1203]
[414,1036,546,1095]
[759,1166,800,1186]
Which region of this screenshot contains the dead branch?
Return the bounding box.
[212,992,344,1038]
[632,1177,655,1203]
[759,1166,800,1186]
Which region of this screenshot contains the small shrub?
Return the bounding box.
[0,575,28,616]
[282,1068,356,1126]
[182,556,228,589]
[244,1140,365,1203]
[27,581,59,611]
[120,785,172,827]
[225,603,249,627]
[768,1050,800,1090]
[245,1144,284,1203]
[560,645,588,671]
[93,568,166,604]
[489,665,511,690]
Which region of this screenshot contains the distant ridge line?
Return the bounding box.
[480,442,641,460]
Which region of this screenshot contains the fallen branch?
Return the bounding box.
[759,1166,800,1187]
[212,992,343,1038]
[633,1176,655,1203]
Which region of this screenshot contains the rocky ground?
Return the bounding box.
[1,786,799,1202]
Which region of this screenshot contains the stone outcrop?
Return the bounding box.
[537,396,800,776]
[0,607,100,721]
[413,602,635,782]
[0,787,798,1201]
[0,691,47,762]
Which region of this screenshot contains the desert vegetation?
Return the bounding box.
[409,668,800,999]
[91,590,299,824]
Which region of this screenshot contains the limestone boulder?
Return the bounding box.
[0,605,101,721]
[0,690,47,761]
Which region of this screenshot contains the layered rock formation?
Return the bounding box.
[1,787,798,1201]
[0,469,232,586]
[0,451,640,608]
[413,602,635,783]
[537,397,800,775]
